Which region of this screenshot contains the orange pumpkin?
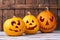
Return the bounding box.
[37,10,57,33]
[3,16,26,36]
[23,12,39,34]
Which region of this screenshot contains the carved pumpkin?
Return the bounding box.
[23,12,39,34]
[37,10,56,33]
[3,16,26,36]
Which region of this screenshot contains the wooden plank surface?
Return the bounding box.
[49,0,58,4]
[26,0,32,4]
[0,0,3,9]
[50,8,57,17]
[25,9,38,17]
[0,31,60,40]
[0,0,58,9]
[58,0,60,8]
[0,10,2,31]
[15,10,24,18]
[2,0,15,9]
[57,10,60,30]
[37,0,45,4]
[2,10,14,24]
[3,4,58,9]
[15,0,25,4]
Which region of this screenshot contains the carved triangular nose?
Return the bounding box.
[46,21,49,25]
[29,23,32,25]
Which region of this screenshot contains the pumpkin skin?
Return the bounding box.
[23,12,39,34]
[3,16,26,36]
[37,10,56,33]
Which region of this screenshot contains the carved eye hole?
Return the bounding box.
[17,20,20,25]
[26,20,29,23]
[11,21,16,25]
[40,16,44,22]
[32,20,34,23]
[50,16,53,22]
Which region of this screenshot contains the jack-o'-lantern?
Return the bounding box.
[3,16,26,36]
[23,12,39,34]
[37,8,57,33]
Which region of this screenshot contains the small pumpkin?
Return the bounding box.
[3,16,26,36]
[37,9,57,33]
[23,12,39,34]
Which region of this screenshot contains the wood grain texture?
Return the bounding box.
[2,0,14,9]
[15,0,25,4]
[50,9,57,17]
[24,9,38,17]
[37,0,45,4]
[58,10,60,17]
[57,10,60,30]
[15,10,24,18]
[49,0,58,4]
[0,0,3,9]
[3,10,14,25]
[26,0,32,4]
[58,0,60,8]
[0,10,2,31]
[0,0,58,9]
[38,9,44,14]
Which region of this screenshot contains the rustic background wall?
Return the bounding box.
[0,0,60,31]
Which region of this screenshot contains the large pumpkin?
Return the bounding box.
[37,10,57,33]
[23,12,39,34]
[3,16,26,36]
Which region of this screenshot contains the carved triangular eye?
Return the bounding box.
[11,21,16,25]
[40,16,44,22]
[50,16,53,22]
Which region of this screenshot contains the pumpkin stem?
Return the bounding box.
[46,7,49,11]
[39,4,41,8]
[26,11,31,15]
[13,16,16,18]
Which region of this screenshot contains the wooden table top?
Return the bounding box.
[0,31,60,40]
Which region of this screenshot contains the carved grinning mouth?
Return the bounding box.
[27,25,37,30]
[9,28,21,32]
[40,25,54,30]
